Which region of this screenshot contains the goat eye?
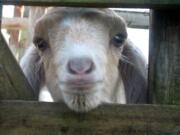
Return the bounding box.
[34,38,48,51]
[111,33,125,48]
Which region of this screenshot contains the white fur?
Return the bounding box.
[48,17,126,111]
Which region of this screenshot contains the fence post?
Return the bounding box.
[0,0,2,29]
[149,9,180,105]
[0,34,35,100]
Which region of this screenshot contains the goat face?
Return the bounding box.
[33,8,127,112]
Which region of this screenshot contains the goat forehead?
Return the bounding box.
[58,17,109,42]
[51,17,109,61]
[61,17,107,32]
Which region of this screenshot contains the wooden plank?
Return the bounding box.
[2,0,180,8]
[0,33,35,100]
[0,0,2,29]
[0,101,180,135]
[1,17,28,30]
[149,9,180,105]
[116,10,149,29]
[8,6,23,48]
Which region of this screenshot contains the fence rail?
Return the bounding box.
[0,101,180,135]
[2,0,180,8]
[2,17,28,30]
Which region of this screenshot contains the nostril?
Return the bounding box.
[67,58,94,75]
[85,62,94,74]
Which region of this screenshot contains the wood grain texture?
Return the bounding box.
[0,101,180,135]
[0,0,2,29]
[0,34,35,100]
[116,10,149,29]
[149,9,180,105]
[2,0,180,8]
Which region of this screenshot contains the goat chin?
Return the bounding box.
[62,91,101,112]
[20,7,147,112]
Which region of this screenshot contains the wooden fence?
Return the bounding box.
[0,101,180,135]
[0,0,180,135]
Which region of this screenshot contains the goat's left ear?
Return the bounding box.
[118,43,148,103]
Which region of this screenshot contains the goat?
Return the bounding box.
[20,7,147,112]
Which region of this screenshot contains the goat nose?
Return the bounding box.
[67,58,94,75]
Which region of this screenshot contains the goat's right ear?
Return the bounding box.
[20,46,44,99]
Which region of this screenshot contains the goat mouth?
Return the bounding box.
[59,80,103,89]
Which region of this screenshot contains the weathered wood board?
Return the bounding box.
[0,34,35,100]
[149,9,180,105]
[116,10,149,29]
[0,101,180,135]
[2,0,180,8]
[0,0,2,29]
